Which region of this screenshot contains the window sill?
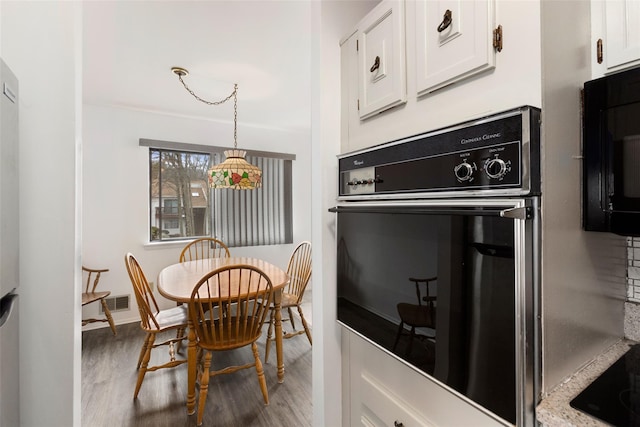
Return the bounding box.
[143,240,194,250]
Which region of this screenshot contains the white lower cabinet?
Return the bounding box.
[359,372,433,427]
[344,329,510,427]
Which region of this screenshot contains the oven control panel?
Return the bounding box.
[338,106,540,199]
[342,167,378,196]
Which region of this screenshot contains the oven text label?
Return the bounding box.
[461,132,502,144]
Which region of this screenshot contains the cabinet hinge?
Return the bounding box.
[597,38,603,64]
[493,25,503,52]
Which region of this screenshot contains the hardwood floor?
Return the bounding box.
[82,309,312,427]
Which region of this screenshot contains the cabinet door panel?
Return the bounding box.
[416,0,495,95]
[359,372,433,427]
[357,0,407,120]
[604,0,640,71]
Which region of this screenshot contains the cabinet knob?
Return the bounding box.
[437,9,452,33]
[394,421,404,427]
[370,56,380,73]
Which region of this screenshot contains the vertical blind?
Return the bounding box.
[212,155,293,247]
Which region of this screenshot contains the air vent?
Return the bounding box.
[100,295,130,313]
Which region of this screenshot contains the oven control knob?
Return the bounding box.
[485,157,511,180]
[454,161,475,182]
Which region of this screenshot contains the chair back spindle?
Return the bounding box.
[285,241,312,303]
[179,238,230,263]
[190,265,273,351]
[124,254,162,331]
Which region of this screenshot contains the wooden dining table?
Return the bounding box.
[158,256,289,415]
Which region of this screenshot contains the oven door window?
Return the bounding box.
[335,203,531,425]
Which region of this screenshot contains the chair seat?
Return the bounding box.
[280,292,300,308]
[267,292,298,309]
[82,291,111,306]
[396,303,436,328]
[152,305,189,330]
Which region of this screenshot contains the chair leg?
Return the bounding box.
[297,306,312,345]
[175,327,185,354]
[100,299,117,336]
[252,342,269,405]
[136,333,152,369]
[406,327,416,357]
[134,333,156,399]
[264,309,275,363]
[392,321,404,352]
[287,307,296,330]
[197,351,212,426]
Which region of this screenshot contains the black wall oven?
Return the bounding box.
[331,106,541,427]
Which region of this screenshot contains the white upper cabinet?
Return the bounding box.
[415,0,496,95]
[592,0,640,76]
[357,0,407,119]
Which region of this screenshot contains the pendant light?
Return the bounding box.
[171,67,262,190]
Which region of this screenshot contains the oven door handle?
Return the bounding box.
[329,205,533,219]
[499,206,532,220]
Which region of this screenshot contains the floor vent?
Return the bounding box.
[100,295,130,313]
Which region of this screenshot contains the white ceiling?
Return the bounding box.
[83,1,312,133]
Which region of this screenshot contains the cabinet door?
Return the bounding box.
[357,0,407,120]
[359,373,433,427]
[345,330,511,427]
[604,0,640,72]
[341,30,363,154]
[415,0,495,95]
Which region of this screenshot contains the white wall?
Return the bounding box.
[539,0,627,393]
[1,2,81,426]
[313,1,380,426]
[82,104,312,326]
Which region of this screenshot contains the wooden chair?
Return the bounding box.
[177,237,231,309]
[264,241,312,363]
[124,253,188,399]
[392,276,437,356]
[82,266,117,335]
[179,237,230,262]
[188,265,274,426]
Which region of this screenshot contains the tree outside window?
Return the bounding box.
[150,149,210,240]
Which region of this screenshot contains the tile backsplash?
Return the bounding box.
[627,238,640,341]
[628,237,640,302]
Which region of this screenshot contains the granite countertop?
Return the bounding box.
[536,339,636,427]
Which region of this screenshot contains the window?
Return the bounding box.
[150,149,211,240]
[146,139,293,247]
[163,199,179,215]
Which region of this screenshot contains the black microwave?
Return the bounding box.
[583,66,640,236]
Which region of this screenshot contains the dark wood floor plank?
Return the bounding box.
[82,321,312,427]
